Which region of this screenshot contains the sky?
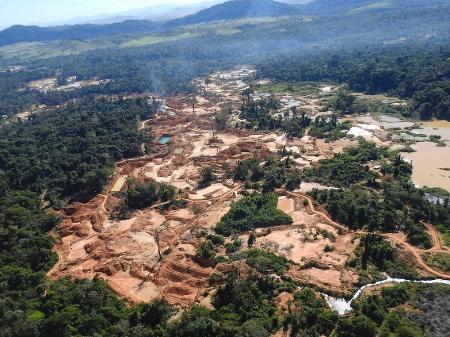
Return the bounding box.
[0,0,212,28]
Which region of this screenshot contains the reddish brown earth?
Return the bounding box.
[48,67,448,307]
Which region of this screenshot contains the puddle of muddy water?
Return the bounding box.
[403,141,450,192]
[411,120,450,141]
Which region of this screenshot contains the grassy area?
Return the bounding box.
[0,40,113,62]
[426,252,450,273]
[120,32,201,48]
[0,16,300,64]
[257,82,321,95]
[0,30,204,62]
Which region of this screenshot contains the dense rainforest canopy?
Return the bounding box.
[0,97,155,204]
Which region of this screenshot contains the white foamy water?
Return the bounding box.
[324,276,450,315]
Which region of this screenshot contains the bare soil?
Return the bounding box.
[48,66,449,307]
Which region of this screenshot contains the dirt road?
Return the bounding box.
[382,232,450,279]
[281,190,450,279]
[422,221,446,251]
[280,190,349,233]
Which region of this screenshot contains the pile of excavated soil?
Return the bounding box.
[49,67,373,305]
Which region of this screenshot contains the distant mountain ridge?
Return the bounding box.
[1,0,449,47]
[0,20,160,47]
[166,0,298,27]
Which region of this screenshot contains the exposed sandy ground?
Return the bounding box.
[47,68,363,304]
[27,77,109,93]
[111,175,128,192]
[48,66,449,308]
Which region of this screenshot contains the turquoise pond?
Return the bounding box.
[159,135,171,144]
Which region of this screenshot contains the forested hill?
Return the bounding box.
[167,0,297,28]
[299,0,450,15]
[1,0,449,47]
[300,0,383,14]
[257,45,450,120]
[0,20,160,47]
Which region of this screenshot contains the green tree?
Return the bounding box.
[199,166,216,189]
[285,170,302,191]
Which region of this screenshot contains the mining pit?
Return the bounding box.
[48,66,447,307]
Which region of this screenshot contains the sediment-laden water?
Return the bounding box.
[324,277,450,315]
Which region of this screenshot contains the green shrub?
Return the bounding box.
[324,244,335,252]
[215,193,292,236]
[225,239,243,254]
[124,180,177,210]
[206,234,225,246]
[196,240,216,259]
[245,249,290,275]
[199,166,216,189]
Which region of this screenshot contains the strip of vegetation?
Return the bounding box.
[117,179,177,218]
[239,95,349,141]
[342,283,450,337]
[215,193,293,236]
[307,141,450,249]
[310,186,433,249]
[239,96,283,131]
[308,115,351,141]
[283,288,338,337]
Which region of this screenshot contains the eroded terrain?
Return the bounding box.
[48,67,450,306]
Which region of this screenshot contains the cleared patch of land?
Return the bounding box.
[48,66,450,307]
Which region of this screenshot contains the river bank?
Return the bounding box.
[324,276,450,315]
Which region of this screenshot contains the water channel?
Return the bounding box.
[324,277,450,315]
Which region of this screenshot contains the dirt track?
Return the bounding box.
[280,190,349,233]
[47,66,450,307]
[422,221,446,251]
[382,232,450,279]
[284,191,450,279]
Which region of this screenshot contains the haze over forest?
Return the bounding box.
[0,1,450,337]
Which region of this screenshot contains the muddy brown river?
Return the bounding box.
[402,120,450,192]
